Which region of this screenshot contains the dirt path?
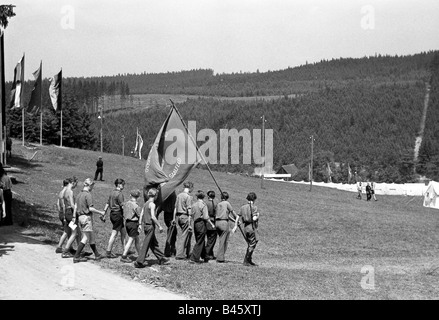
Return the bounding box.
[0,226,187,300]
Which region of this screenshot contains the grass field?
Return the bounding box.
[7,140,439,300]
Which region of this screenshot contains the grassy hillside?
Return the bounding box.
[7,140,439,299]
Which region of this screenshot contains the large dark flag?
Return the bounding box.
[49,69,62,111]
[10,54,24,110]
[144,105,201,205]
[27,61,42,114]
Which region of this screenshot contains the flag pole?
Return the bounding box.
[169,100,248,243]
[0,32,5,164]
[60,109,63,147]
[22,108,24,146]
[39,61,42,146]
[22,52,25,146]
[60,68,62,147]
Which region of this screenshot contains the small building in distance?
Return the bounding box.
[276,164,298,181]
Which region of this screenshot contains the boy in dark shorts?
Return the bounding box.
[103,178,126,258]
[120,189,142,263]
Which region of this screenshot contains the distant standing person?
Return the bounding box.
[174,181,194,260]
[72,178,106,263]
[103,178,126,258]
[356,181,362,200]
[371,182,378,201]
[0,163,13,226]
[215,191,239,263]
[235,192,260,266]
[366,183,372,201]
[94,156,104,181]
[204,190,218,260]
[6,137,12,158]
[134,188,169,268]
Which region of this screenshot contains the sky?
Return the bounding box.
[3,0,439,81]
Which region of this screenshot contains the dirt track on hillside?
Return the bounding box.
[0,226,187,300]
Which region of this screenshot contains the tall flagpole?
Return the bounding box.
[60,68,62,147]
[22,52,25,146]
[22,108,24,146]
[170,100,248,244]
[0,32,5,164]
[309,135,314,192]
[39,61,42,146]
[261,114,266,189]
[60,109,63,147]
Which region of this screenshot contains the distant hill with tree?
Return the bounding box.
[7,51,439,183]
[86,51,435,97]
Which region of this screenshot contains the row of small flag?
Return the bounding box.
[309,162,354,182]
[9,54,61,114]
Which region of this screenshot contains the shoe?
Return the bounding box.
[175,257,187,260]
[100,179,105,181]
[69,248,77,255]
[106,252,118,259]
[80,252,93,258]
[120,256,132,263]
[134,261,147,268]
[216,260,225,263]
[55,247,63,254]
[188,259,202,264]
[62,252,74,258]
[73,257,88,263]
[159,258,170,265]
[94,254,105,261]
[127,250,135,255]
[206,255,216,260]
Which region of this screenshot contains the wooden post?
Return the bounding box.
[310,135,314,192]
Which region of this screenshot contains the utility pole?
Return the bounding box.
[261,115,266,189]
[98,98,103,154]
[121,135,125,156]
[310,135,315,192]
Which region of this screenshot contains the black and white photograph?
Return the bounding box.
[0,0,439,305]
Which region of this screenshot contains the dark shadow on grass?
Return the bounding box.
[8,154,44,170]
[0,244,15,256]
[11,197,62,246]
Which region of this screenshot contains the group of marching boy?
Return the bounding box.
[55,177,261,267]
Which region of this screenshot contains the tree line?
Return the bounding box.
[6,78,130,149]
[84,51,436,97]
